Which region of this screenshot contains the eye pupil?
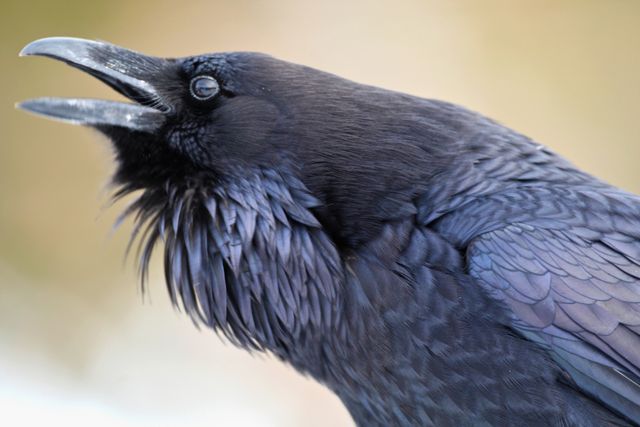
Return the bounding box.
[190,76,219,101]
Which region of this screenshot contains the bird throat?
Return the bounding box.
[118,168,344,353]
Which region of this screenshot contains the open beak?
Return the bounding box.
[17,37,168,132]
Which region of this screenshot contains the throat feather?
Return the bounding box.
[118,170,343,352]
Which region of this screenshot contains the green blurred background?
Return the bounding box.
[2,1,639,425]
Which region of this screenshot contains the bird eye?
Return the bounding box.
[189,75,219,101]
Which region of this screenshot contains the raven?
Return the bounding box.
[19,37,640,426]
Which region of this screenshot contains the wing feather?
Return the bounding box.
[468,222,640,422]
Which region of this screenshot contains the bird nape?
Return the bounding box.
[18,37,640,426]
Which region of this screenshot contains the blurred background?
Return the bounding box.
[2,1,640,425]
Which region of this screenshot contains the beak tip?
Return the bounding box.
[19,44,35,57]
[15,100,38,113]
[19,38,52,58]
[18,37,95,59]
[15,99,42,116]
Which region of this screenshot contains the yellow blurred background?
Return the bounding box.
[2,1,639,425]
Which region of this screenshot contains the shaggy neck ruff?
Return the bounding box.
[116,169,344,354]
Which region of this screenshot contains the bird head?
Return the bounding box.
[18,38,301,189]
[19,37,457,244]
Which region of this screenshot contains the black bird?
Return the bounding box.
[19,37,640,426]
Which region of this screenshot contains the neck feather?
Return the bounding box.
[115,169,344,354]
